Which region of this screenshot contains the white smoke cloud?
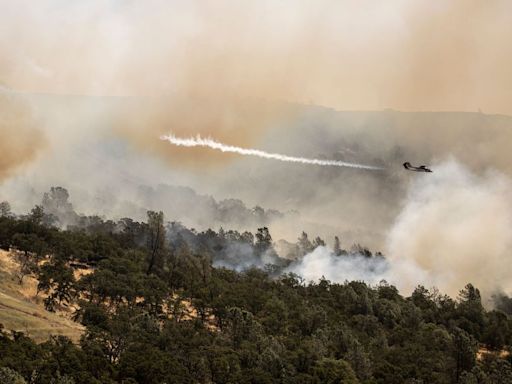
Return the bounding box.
[286,161,512,299]
[161,133,383,171]
[285,246,428,293]
[386,160,512,298]
[285,246,389,284]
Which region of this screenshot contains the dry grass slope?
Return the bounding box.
[0,251,83,343]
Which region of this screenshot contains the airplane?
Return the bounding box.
[403,162,432,172]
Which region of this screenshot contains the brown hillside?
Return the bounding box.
[0,251,84,343]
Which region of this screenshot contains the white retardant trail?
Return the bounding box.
[160,134,383,170]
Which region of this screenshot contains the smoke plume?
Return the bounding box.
[286,246,389,285]
[286,161,512,299]
[386,160,512,298]
[1,1,512,173]
[161,133,383,171]
[1,1,512,114]
[1,1,512,299]
[0,92,45,181]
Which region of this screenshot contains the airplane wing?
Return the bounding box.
[404,162,432,172]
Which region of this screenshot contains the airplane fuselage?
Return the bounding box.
[403,162,432,172]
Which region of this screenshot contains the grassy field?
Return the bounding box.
[0,251,84,343]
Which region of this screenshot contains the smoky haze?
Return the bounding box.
[0,93,45,180]
[387,161,512,298]
[1,1,512,113]
[2,0,512,170]
[1,1,512,299]
[286,161,512,299]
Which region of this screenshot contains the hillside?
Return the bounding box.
[5,92,512,250]
[0,251,83,343]
[0,211,511,383]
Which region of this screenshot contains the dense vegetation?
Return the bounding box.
[0,190,512,384]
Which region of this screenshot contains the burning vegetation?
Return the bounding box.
[0,188,512,383]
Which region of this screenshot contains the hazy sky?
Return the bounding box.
[1,0,511,114]
[1,1,512,298]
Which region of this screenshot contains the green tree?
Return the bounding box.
[255,227,273,256]
[333,236,343,256]
[30,204,58,227]
[146,210,166,275]
[483,310,510,350]
[312,236,326,248]
[452,327,478,383]
[297,231,314,257]
[312,358,360,384]
[457,284,485,338]
[261,297,288,335]
[0,367,27,384]
[41,186,77,225]
[485,358,512,384]
[11,233,47,284]
[30,205,45,224]
[50,374,75,384]
[0,201,12,218]
[227,307,262,349]
[37,258,76,311]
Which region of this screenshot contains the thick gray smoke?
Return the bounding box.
[386,160,512,298]
[286,161,512,299]
[1,93,511,299]
[1,1,512,300]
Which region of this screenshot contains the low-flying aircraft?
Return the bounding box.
[403,162,432,172]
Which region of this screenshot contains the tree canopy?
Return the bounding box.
[1,190,511,383]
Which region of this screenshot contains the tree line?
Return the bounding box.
[0,191,511,383]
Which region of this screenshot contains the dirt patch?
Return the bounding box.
[477,346,510,361]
